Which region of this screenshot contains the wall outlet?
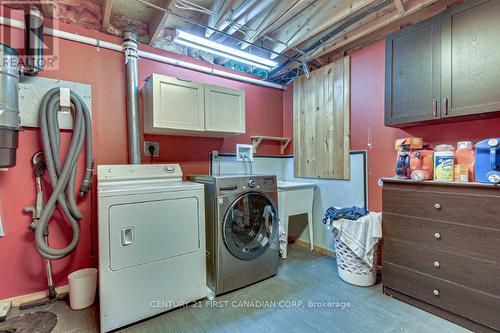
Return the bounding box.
[144,141,160,157]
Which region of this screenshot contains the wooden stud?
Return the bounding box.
[306,0,459,61]
[101,0,113,32]
[269,0,382,57]
[148,0,172,45]
[394,0,407,14]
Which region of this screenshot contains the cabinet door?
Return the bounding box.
[153,75,205,131]
[204,85,245,134]
[441,0,500,118]
[385,17,441,126]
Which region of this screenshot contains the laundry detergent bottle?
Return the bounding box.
[434,145,455,181]
[455,141,475,182]
[475,138,500,184]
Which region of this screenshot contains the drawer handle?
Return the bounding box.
[433,289,440,296]
[434,203,441,210]
[433,261,440,268]
[434,232,441,239]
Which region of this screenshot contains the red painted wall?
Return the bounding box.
[282,40,500,211]
[0,11,284,300]
[350,40,500,211]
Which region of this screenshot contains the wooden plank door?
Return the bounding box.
[293,57,350,180]
[385,16,442,126]
[441,0,500,118]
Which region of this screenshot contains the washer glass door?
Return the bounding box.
[223,192,276,260]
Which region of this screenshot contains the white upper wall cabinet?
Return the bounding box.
[143,73,246,137]
[204,84,245,134]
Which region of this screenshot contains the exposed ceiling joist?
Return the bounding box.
[240,0,313,50]
[205,0,225,37]
[38,1,53,18]
[217,0,274,42]
[148,0,172,45]
[207,0,256,38]
[306,0,460,61]
[394,0,406,14]
[102,0,113,32]
[269,0,383,58]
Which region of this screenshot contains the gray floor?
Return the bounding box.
[9,245,470,333]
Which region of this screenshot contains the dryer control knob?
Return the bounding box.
[248,179,256,188]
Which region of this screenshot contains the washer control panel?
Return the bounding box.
[217,175,277,193]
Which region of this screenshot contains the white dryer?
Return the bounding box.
[97,164,206,332]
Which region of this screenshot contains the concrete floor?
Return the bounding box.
[9,245,470,333]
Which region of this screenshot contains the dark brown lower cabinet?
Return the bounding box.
[382,179,500,333]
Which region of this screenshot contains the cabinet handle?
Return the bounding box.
[176,77,192,83]
[442,98,448,115]
[433,261,440,268]
[432,100,438,117]
[434,232,441,239]
[433,289,440,296]
[434,203,441,210]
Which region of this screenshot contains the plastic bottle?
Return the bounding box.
[434,145,455,181]
[455,141,475,182]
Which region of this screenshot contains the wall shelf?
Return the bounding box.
[251,136,291,155]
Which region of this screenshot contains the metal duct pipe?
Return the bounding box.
[21,6,44,76]
[123,31,141,164]
[0,44,20,168]
[220,0,274,41]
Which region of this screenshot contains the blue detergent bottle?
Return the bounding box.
[475,138,500,184]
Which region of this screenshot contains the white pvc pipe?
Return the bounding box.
[0,16,285,90]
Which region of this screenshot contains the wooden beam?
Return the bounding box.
[394,0,406,14]
[38,1,53,18]
[305,0,460,61]
[148,0,172,45]
[205,0,225,37]
[101,0,113,32]
[269,0,382,58]
[240,0,311,49]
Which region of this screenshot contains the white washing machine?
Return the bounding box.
[97,164,206,332]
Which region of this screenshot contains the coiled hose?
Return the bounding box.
[36,88,93,260]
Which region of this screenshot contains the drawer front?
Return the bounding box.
[383,187,500,230]
[383,262,500,331]
[383,213,500,264]
[383,239,500,296]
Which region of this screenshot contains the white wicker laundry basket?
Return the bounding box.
[333,229,378,287]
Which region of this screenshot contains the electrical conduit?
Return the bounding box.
[0,16,284,90]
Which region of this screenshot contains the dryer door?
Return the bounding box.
[223,192,277,260]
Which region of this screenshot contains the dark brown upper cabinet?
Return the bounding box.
[441,0,500,118]
[385,16,441,126]
[385,0,500,126]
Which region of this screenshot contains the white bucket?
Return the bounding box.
[68,268,98,310]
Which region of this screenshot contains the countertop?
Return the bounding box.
[382,177,499,189]
[277,181,316,190]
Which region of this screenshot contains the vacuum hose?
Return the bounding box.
[36,88,93,260]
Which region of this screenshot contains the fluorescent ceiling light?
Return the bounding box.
[174,30,277,70]
[175,39,272,70]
